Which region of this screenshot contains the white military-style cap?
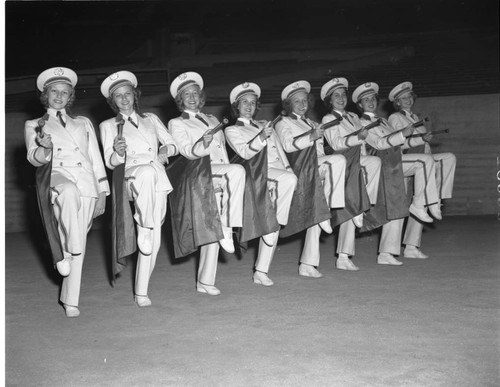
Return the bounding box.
[229,82,261,104]
[352,82,380,103]
[388,81,413,102]
[170,71,204,99]
[281,80,311,101]
[36,67,78,92]
[320,77,348,101]
[100,71,138,98]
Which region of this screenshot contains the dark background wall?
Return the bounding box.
[4,0,500,233]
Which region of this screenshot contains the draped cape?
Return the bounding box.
[280,146,331,238]
[361,146,409,231]
[111,164,137,280]
[166,156,224,258]
[35,160,64,265]
[230,147,280,245]
[330,145,371,228]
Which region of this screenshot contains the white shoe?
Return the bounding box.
[262,233,275,247]
[253,271,274,286]
[352,214,363,228]
[336,257,360,271]
[298,263,323,278]
[134,294,152,307]
[319,220,333,234]
[63,304,80,318]
[409,204,433,223]
[137,226,153,255]
[219,238,235,254]
[404,246,429,259]
[56,257,71,277]
[428,203,442,220]
[196,282,221,296]
[377,253,403,265]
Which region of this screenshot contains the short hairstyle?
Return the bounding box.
[40,86,76,112]
[393,91,418,111]
[106,87,142,114]
[281,93,315,116]
[230,98,261,119]
[175,88,206,112]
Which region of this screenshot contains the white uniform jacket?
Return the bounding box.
[275,113,326,157]
[388,110,429,152]
[25,108,109,198]
[168,111,228,164]
[225,118,292,171]
[100,112,176,193]
[359,113,406,152]
[322,111,365,152]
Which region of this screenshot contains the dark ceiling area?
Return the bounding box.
[6,0,498,76]
[5,0,499,105]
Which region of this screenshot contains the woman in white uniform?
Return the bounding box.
[168,72,245,296]
[388,81,456,259]
[25,67,109,317]
[275,80,346,278]
[225,82,298,286]
[100,71,178,307]
[320,77,381,271]
[353,82,439,265]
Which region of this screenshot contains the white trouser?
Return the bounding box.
[211,163,245,228]
[433,152,456,199]
[127,165,158,228]
[300,225,322,267]
[135,191,168,297]
[403,217,424,248]
[198,242,220,286]
[379,218,405,256]
[255,230,280,274]
[403,152,456,248]
[318,154,346,208]
[337,220,356,256]
[360,155,382,204]
[268,168,298,225]
[402,154,439,206]
[336,155,381,257]
[52,181,96,307]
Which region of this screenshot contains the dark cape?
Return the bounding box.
[111,164,137,280]
[166,155,224,258]
[361,146,410,232]
[35,160,64,265]
[280,145,331,238]
[330,145,371,228]
[230,146,280,245]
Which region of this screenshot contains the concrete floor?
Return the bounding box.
[5,216,500,386]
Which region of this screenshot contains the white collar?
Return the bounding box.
[238,117,251,124]
[47,108,67,117]
[120,111,138,122]
[184,110,200,117]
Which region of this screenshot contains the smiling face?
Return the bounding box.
[329,87,348,112]
[359,94,378,113]
[112,84,135,115]
[237,94,257,119]
[47,83,73,110]
[181,84,201,112]
[396,91,415,111]
[290,91,309,116]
